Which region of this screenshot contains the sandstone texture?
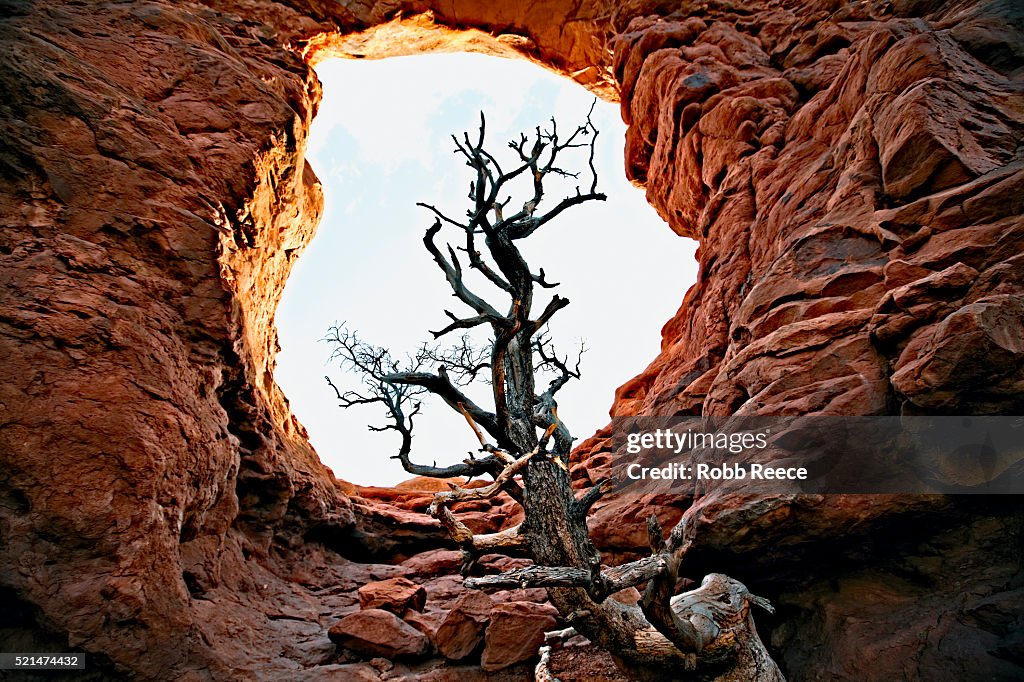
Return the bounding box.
[570,2,1024,679]
[357,577,427,615]
[434,592,493,661]
[1,0,1022,680]
[328,609,432,660]
[480,602,559,672]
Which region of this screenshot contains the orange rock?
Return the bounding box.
[434,592,493,661]
[358,577,427,615]
[329,609,431,659]
[480,601,558,671]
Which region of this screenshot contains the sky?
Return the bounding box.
[274,54,698,485]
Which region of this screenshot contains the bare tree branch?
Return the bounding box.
[532,295,571,334]
[533,267,560,288]
[418,336,491,386]
[428,442,541,516]
[323,325,504,479]
[535,643,560,682]
[508,191,607,240]
[383,367,504,446]
[640,515,704,652]
[324,107,782,680]
[429,310,490,339]
[464,555,666,601]
[423,219,504,321]
[573,478,612,521]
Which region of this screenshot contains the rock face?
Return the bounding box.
[571,2,1024,679]
[607,1,1024,420]
[0,0,1022,680]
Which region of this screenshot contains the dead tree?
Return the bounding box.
[325,108,783,681]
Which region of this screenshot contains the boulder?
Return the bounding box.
[401,549,464,578]
[328,609,431,659]
[403,609,444,638]
[480,601,558,671]
[434,592,493,661]
[357,576,427,615]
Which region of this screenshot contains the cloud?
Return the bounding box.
[310,55,563,172]
[279,53,697,485]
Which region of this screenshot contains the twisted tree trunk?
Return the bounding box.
[327,110,783,680]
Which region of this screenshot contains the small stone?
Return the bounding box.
[401,549,464,578]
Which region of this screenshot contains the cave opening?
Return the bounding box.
[273,52,698,486]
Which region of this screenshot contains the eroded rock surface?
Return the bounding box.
[328,609,432,660]
[1,0,1021,680]
[571,1,1024,678]
[434,592,493,661]
[481,602,559,672]
[358,577,428,615]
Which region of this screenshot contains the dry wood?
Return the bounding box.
[326,110,783,681]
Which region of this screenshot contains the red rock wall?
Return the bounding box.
[580,1,1023,677]
[0,2,362,676]
[0,0,1021,679]
[609,0,1024,420]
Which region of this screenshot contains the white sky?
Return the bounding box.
[274,54,698,485]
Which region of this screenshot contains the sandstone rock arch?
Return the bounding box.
[1,0,1022,679]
